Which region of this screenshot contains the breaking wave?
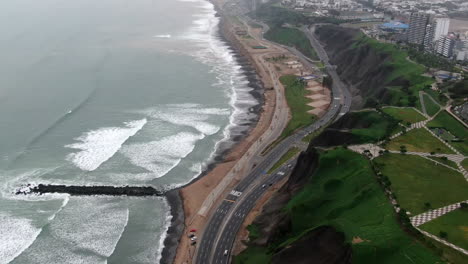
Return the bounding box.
[65,119,147,171]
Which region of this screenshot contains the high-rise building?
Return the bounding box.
[423,24,434,51]
[436,34,456,58]
[432,18,450,42]
[407,13,430,45]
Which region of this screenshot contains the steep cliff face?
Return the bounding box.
[246,147,351,264]
[315,25,396,108]
[250,146,320,246]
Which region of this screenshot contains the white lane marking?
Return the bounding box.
[230,190,242,197]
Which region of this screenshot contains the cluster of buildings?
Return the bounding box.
[406,13,468,60]
[278,0,468,62]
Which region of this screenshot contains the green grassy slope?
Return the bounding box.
[236,149,441,264]
[264,27,318,60]
[382,107,426,124]
[351,35,434,107]
[422,94,441,116]
[279,75,316,138]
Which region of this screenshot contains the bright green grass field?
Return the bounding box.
[374,154,468,215]
[426,156,459,169]
[235,149,442,264]
[382,107,426,124]
[279,75,316,139]
[420,209,468,250]
[385,128,454,154]
[422,94,440,116]
[268,147,300,173]
[427,111,468,155]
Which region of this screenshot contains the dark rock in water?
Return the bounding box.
[271,226,352,264]
[21,184,163,196]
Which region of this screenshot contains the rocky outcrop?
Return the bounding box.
[315,25,395,108]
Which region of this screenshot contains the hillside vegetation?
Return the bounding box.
[236,148,441,264]
[315,25,433,108]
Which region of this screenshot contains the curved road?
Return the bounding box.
[194,20,352,264]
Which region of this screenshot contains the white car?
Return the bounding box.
[224,250,229,256]
[261,184,266,188]
[191,236,197,241]
[278,171,285,175]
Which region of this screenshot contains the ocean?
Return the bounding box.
[0,0,257,263]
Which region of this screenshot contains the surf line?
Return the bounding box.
[15,184,164,197]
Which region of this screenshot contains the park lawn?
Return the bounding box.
[382,107,426,124]
[279,75,316,139]
[463,159,468,171]
[385,128,455,154]
[427,111,468,155]
[420,209,468,250]
[422,94,440,116]
[451,141,468,156]
[426,156,459,169]
[268,147,300,173]
[374,153,468,215]
[427,111,467,140]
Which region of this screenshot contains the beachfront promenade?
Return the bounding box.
[194,17,352,264]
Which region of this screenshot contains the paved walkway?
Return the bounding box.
[410,201,468,227]
[419,91,428,116]
[350,99,468,255]
[416,227,468,255]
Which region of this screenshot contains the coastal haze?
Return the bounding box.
[0,0,257,263]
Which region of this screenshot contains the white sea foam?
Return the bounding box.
[65,119,147,171]
[49,197,129,257]
[155,198,173,264]
[179,0,258,151]
[0,214,42,264]
[153,34,171,38]
[121,132,204,178]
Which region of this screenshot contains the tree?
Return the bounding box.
[439,231,448,239]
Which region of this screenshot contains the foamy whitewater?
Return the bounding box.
[0,0,258,262]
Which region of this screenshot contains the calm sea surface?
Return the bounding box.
[0,0,257,262]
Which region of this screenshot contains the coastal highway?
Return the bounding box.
[195,22,352,264]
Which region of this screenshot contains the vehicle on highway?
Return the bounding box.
[261,184,266,188]
[191,236,197,241]
[278,171,285,175]
[287,164,292,168]
[224,250,228,256]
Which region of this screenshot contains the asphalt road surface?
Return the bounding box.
[194,22,352,264]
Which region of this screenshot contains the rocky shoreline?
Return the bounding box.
[159,8,265,264]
